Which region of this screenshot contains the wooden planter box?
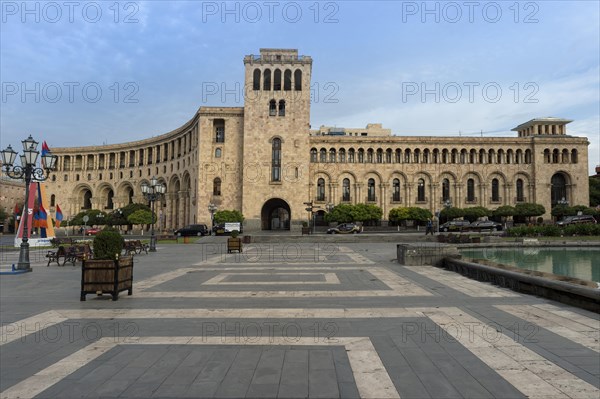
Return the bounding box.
[301,227,311,235]
[80,256,134,301]
[227,238,242,253]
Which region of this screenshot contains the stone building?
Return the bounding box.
[43,48,590,232]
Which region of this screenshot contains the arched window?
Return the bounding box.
[386,149,392,163]
[358,149,364,163]
[348,149,355,163]
[414,149,420,163]
[274,69,282,90]
[552,149,559,163]
[571,149,578,163]
[488,150,495,164]
[551,173,567,205]
[317,178,325,201]
[491,178,500,202]
[376,149,383,163]
[405,149,411,163]
[310,148,317,162]
[50,194,56,207]
[294,69,302,90]
[106,189,114,209]
[253,69,261,90]
[339,148,346,163]
[516,179,524,202]
[269,100,277,116]
[417,179,426,202]
[83,190,92,209]
[392,179,401,202]
[442,178,450,202]
[215,148,222,158]
[329,148,336,163]
[213,178,222,196]
[263,69,271,90]
[367,149,374,163]
[395,149,402,163]
[278,100,285,116]
[214,119,225,143]
[525,149,532,164]
[319,148,327,162]
[516,149,522,164]
[284,70,292,91]
[479,149,485,164]
[469,149,476,164]
[367,178,376,202]
[272,138,281,182]
[342,178,351,201]
[467,179,475,202]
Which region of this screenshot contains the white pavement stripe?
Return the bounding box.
[497,305,600,353]
[406,266,520,297]
[0,311,68,346]
[202,272,341,285]
[0,336,399,399]
[532,303,600,330]
[422,307,600,399]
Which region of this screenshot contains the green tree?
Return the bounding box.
[71,209,108,226]
[515,203,545,223]
[350,204,382,224]
[493,205,516,218]
[407,207,432,223]
[551,204,574,219]
[439,207,465,222]
[388,207,411,226]
[463,206,491,222]
[127,209,154,227]
[326,204,355,223]
[214,210,244,224]
[590,177,600,207]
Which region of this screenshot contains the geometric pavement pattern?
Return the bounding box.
[1,241,598,398]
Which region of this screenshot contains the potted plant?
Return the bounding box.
[301,221,311,235]
[80,230,134,301]
[227,230,242,253]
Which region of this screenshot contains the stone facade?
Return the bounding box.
[42,48,590,232]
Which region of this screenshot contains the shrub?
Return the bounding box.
[93,230,124,260]
[230,230,239,238]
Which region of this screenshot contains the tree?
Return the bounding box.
[0,208,8,223]
[388,207,411,226]
[590,177,600,207]
[407,207,433,223]
[463,206,491,222]
[551,205,575,219]
[515,203,545,223]
[71,209,108,226]
[214,210,244,224]
[439,207,465,222]
[326,204,354,223]
[127,209,154,228]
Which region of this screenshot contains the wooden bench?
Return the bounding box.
[46,246,67,266]
[124,240,149,255]
[227,238,242,253]
[64,244,92,266]
[50,237,74,248]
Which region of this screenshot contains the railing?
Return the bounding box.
[514,197,527,203]
[465,197,478,204]
[365,196,377,203]
[489,197,502,203]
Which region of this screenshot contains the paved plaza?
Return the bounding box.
[1,238,599,398]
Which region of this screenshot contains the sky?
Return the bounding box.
[1,0,599,174]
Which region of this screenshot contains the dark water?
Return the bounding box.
[460,248,600,283]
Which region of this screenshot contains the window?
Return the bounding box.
[392,179,400,202]
[442,178,450,202]
[516,179,524,202]
[491,178,500,202]
[342,178,351,201]
[214,119,225,143]
[50,194,56,207]
[329,148,336,163]
[367,149,373,163]
[269,100,277,116]
[253,69,261,90]
[294,69,302,90]
[417,179,425,202]
[358,149,364,163]
[339,149,346,163]
[215,148,222,158]
[571,149,578,163]
[467,179,475,202]
[367,178,376,202]
[319,148,327,163]
[376,149,383,163]
[271,138,281,182]
[213,178,221,196]
[310,148,317,162]
[274,69,282,90]
[551,173,567,205]
[263,69,271,90]
[284,70,292,91]
[317,178,325,201]
[278,100,285,116]
[348,149,355,163]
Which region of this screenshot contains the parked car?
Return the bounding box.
[440,220,471,232]
[327,223,362,234]
[469,220,502,231]
[556,215,597,227]
[84,227,102,236]
[174,224,209,237]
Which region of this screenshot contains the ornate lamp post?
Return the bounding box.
[208,203,217,233]
[141,177,165,252]
[326,203,335,213]
[1,136,57,271]
[558,197,569,206]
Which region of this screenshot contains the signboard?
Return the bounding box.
[224,222,241,233]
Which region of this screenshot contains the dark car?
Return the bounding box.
[327,223,362,234]
[556,215,597,227]
[440,220,471,232]
[174,224,209,237]
[469,220,502,231]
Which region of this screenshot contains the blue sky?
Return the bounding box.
[1,0,599,174]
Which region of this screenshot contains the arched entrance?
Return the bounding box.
[261,198,291,230]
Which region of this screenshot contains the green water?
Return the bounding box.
[460,248,600,283]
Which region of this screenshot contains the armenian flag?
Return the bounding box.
[41,141,50,168]
[55,204,64,228]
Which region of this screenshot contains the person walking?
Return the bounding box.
[426,219,433,235]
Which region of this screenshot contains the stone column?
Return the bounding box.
[330,183,338,204]
[406,183,413,206]
[380,183,388,223]
[355,183,363,204]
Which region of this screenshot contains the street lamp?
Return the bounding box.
[141,176,166,252]
[208,203,217,232]
[326,203,335,213]
[558,197,569,206]
[1,136,57,272]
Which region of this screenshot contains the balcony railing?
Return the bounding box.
[465,197,478,204]
[514,197,527,203]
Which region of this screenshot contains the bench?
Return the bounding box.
[227,238,242,253]
[46,246,67,266]
[50,237,74,248]
[124,240,149,255]
[64,244,92,266]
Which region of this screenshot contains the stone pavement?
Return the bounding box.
[0,238,598,398]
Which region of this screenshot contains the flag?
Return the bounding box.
[13,203,20,230]
[41,141,50,168]
[55,204,63,228]
[33,208,40,228]
[38,204,48,229]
